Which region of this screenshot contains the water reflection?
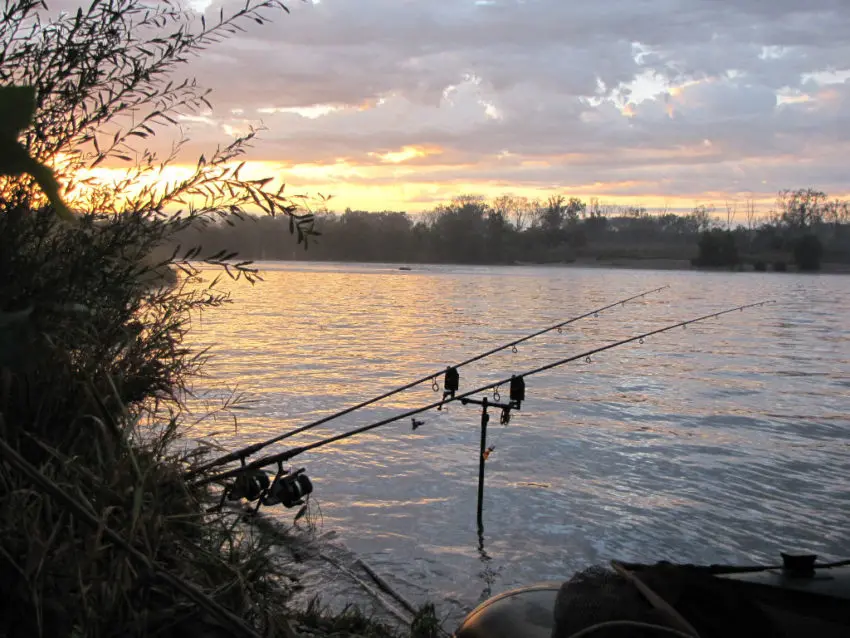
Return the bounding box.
[476,526,499,601]
[188,263,850,623]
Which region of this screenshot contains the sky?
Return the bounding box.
[94,0,850,213]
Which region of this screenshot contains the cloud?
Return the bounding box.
[43,0,850,209]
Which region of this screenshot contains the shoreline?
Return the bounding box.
[253,257,850,275]
[539,257,850,274]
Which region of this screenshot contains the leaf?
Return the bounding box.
[0,85,36,137]
[0,307,34,328]
[27,159,75,221]
[48,303,91,315]
[0,136,74,221]
[0,136,31,176]
[294,503,308,522]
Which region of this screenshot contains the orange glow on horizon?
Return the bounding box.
[67,159,849,217]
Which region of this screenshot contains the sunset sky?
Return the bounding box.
[99,0,850,213]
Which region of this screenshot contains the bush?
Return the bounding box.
[0,206,304,636]
[793,234,824,271]
[773,260,788,272]
[0,0,320,636]
[694,229,739,268]
[753,260,767,272]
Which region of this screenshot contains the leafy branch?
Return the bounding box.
[0,0,320,261]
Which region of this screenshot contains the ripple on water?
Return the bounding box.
[188,264,850,624]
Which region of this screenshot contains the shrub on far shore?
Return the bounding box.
[693,229,739,268]
[793,234,824,272]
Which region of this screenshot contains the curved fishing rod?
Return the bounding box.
[185,285,669,479]
[194,299,773,487]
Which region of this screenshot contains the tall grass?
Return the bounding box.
[0,2,436,635]
[0,194,442,638]
[0,206,299,637]
[0,5,312,632]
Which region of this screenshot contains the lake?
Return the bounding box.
[187,262,850,622]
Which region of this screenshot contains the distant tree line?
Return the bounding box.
[168,188,850,271]
[691,189,849,271]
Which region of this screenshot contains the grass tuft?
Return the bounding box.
[0,206,440,638]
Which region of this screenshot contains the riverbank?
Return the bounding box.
[248,255,850,274]
[226,503,444,637]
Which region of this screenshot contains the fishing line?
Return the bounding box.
[186,285,669,479]
[194,299,773,488]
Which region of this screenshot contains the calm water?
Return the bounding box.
[187,262,850,620]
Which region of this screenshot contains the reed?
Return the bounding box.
[0,205,292,637]
[0,3,433,633]
[0,197,436,638]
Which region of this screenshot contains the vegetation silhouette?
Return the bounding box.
[794,234,824,272]
[172,190,850,271]
[693,229,739,268]
[2,0,845,635]
[0,1,437,637]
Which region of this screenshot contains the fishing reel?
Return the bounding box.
[262,467,313,508]
[221,467,270,504]
[214,460,313,513]
[208,465,268,512]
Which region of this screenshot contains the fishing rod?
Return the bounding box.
[194,299,774,489]
[185,285,669,479]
